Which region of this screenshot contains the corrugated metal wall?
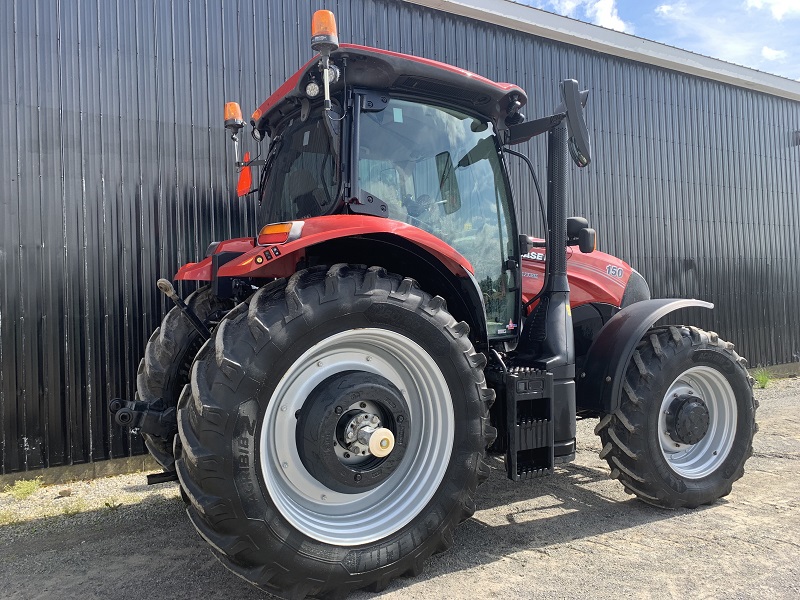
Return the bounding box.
[1,0,798,474]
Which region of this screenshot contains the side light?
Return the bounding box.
[305,80,321,98]
[311,10,339,52]
[257,221,304,246]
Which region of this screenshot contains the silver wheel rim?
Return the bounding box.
[260,328,455,546]
[658,365,737,479]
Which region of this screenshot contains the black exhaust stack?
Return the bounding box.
[510,79,592,464]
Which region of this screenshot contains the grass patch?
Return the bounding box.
[3,477,43,500]
[0,510,19,526]
[104,497,122,511]
[61,498,89,516]
[753,368,770,389]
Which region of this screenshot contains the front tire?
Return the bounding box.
[176,265,495,598]
[136,286,233,469]
[595,326,757,508]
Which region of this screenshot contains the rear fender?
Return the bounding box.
[216,215,475,280]
[173,216,474,282]
[576,299,714,415]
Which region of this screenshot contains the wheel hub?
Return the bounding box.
[666,394,710,445]
[296,370,409,493]
[341,412,395,459]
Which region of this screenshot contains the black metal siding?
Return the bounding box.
[1,0,798,474]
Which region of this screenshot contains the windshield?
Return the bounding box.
[358,98,517,337]
[258,106,341,223]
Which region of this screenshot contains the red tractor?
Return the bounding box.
[112,10,757,598]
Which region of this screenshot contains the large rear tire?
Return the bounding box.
[595,326,757,508]
[176,265,495,598]
[136,286,233,469]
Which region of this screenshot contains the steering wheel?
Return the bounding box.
[404,194,436,218]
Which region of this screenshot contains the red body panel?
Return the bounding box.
[251,56,316,124]
[176,216,474,281]
[521,246,632,313]
[337,44,520,93]
[175,238,255,281]
[251,44,526,130]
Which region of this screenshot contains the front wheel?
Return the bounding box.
[136,285,233,469]
[595,326,757,508]
[176,265,495,598]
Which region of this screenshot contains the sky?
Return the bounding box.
[516,0,800,81]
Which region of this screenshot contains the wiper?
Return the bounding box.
[257,135,283,206]
[323,107,342,163]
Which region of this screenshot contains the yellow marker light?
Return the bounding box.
[224,101,244,130]
[257,222,303,246]
[311,10,339,51]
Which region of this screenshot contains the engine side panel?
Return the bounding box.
[521,247,632,311]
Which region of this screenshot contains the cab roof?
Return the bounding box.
[251,44,527,134]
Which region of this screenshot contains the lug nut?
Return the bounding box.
[360,402,367,408]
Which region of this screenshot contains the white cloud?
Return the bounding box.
[761,45,788,59]
[549,0,583,17]
[746,0,800,20]
[535,0,634,33]
[655,3,688,17]
[654,2,758,64]
[585,0,631,32]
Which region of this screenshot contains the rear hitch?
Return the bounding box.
[156,278,211,340]
[109,397,177,439]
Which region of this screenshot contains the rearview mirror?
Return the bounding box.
[560,79,591,168]
[435,151,461,215]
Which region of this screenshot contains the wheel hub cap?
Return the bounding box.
[666,395,710,445]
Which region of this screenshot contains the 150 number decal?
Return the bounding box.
[606,265,624,278]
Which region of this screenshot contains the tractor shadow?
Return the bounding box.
[351,456,715,598]
[0,457,711,600]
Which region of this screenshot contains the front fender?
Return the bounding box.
[576,299,714,414]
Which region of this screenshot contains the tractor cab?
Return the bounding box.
[232,29,532,332]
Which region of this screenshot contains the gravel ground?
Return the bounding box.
[1,377,798,599]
